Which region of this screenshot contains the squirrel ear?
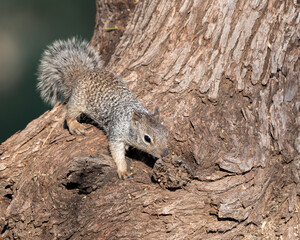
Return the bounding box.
[132,111,142,124]
[153,107,160,118]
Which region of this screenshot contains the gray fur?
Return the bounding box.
[37,38,168,179]
[37,37,103,105]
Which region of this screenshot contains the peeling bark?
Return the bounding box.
[1,0,299,239]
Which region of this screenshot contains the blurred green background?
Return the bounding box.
[0,0,95,143]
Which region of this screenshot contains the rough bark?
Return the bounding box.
[1,0,300,239]
[90,0,138,64]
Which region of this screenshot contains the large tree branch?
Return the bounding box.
[1,0,299,239]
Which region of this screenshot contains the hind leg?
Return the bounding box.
[65,98,86,135]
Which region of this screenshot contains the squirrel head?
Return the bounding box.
[129,109,168,158]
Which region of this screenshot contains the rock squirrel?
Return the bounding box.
[37,37,169,179]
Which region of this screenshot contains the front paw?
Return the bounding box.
[117,169,133,180]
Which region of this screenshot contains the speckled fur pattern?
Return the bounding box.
[37,38,169,179]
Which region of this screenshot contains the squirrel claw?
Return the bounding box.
[68,120,86,135]
[70,126,86,135]
[118,170,133,180]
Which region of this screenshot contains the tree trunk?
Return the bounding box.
[1,0,299,239]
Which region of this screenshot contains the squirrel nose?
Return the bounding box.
[161,148,168,157]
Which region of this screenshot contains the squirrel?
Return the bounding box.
[37,37,169,179]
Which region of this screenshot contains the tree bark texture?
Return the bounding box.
[1,0,299,239]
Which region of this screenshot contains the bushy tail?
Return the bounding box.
[37,37,103,106]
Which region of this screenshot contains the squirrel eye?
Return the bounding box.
[144,135,151,143]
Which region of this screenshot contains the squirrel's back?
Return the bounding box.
[37,37,103,105]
